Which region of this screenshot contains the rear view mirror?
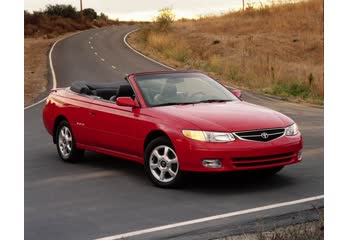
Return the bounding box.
[231,89,242,99]
[116,97,139,108]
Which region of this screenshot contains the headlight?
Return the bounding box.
[285,123,299,136]
[182,130,235,142]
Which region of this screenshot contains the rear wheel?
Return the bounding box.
[56,120,84,163]
[144,137,184,188]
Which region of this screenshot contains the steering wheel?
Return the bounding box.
[190,91,206,101]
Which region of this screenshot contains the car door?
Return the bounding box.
[87,99,140,156]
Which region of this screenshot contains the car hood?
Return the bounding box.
[153,101,294,132]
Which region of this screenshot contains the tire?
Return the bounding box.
[55,120,84,163]
[253,166,284,177]
[144,136,184,188]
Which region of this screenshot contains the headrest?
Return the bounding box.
[71,81,91,94]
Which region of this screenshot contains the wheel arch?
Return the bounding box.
[53,115,68,144]
[143,130,172,151]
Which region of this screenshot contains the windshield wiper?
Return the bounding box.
[154,102,193,107]
[193,99,233,104]
[154,99,232,107]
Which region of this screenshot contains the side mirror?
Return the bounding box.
[116,97,139,108]
[231,89,242,99]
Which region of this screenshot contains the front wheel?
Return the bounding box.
[144,137,184,188]
[56,120,84,163]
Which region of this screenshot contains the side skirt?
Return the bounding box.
[76,143,144,164]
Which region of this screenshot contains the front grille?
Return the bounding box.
[234,128,285,142]
[232,152,295,168]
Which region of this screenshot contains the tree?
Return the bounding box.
[98,13,109,21]
[44,4,78,19]
[83,8,97,20]
[155,7,175,31]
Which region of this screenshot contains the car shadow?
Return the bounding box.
[80,151,297,195]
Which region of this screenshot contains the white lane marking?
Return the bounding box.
[94,52,98,55]
[89,41,91,44]
[91,46,94,49]
[112,65,116,69]
[123,28,176,71]
[95,195,324,240]
[100,58,105,62]
[24,31,83,110]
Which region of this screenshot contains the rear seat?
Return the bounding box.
[91,89,117,100]
[70,81,132,101]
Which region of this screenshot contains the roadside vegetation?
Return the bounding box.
[24,4,120,105]
[216,208,324,240]
[129,0,324,104]
[24,4,117,38]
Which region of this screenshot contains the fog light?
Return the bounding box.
[297,151,303,161]
[202,159,222,168]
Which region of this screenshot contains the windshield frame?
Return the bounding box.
[131,71,239,108]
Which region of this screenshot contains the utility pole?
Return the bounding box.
[243,0,245,11]
[80,0,83,20]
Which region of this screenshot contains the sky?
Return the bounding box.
[24,0,265,21]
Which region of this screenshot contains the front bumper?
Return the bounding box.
[174,132,303,172]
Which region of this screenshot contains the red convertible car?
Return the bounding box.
[43,71,302,188]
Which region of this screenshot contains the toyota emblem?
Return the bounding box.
[261,132,269,139]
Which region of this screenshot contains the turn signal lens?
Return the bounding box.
[182,130,206,141]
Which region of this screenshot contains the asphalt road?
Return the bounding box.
[24,25,324,240]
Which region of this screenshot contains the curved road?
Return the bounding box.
[25,25,324,240]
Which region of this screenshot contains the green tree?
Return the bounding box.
[83,8,97,20]
[98,13,109,21]
[155,7,175,31]
[44,4,78,19]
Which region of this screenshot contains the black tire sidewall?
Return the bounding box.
[144,136,184,188]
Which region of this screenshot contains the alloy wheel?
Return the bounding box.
[58,126,73,158]
[149,145,179,183]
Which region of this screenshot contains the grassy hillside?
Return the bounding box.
[129,0,324,104]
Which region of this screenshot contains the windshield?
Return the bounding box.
[134,72,238,107]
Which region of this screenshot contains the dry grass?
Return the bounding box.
[216,221,323,240]
[216,207,324,240]
[129,0,324,104]
[24,36,68,106]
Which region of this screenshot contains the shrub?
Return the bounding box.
[154,7,175,31]
[44,4,78,19]
[83,8,97,20]
[98,13,109,21]
[24,11,44,25]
